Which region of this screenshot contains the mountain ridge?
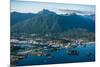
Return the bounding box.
[11,9,95,34]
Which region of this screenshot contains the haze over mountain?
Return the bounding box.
[11,9,95,34]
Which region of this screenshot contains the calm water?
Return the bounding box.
[16,43,95,66]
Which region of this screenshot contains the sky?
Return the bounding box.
[11,0,95,14]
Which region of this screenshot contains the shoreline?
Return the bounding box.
[82,42,95,45]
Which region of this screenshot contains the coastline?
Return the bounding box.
[83,42,95,45]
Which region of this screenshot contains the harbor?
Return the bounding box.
[10,36,95,66]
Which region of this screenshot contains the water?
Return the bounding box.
[16,43,95,66]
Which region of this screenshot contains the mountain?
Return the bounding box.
[11,12,35,25]
[38,9,56,15]
[83,14,95,22]
[11,9,95,34]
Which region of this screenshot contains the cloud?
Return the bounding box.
[57,8,93,14]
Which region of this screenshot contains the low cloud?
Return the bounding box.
[57,8,92,14]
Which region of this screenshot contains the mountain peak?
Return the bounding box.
[38,9,56,15]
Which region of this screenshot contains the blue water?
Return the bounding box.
[16,43,95,66]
